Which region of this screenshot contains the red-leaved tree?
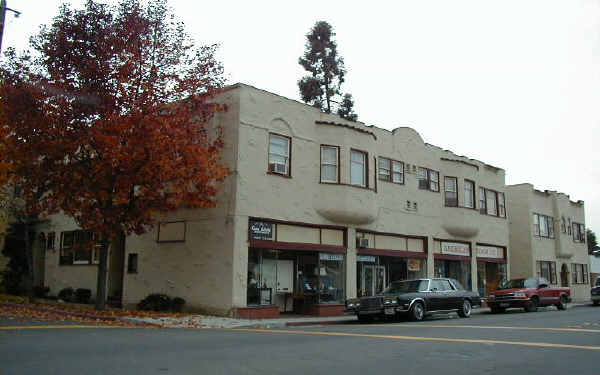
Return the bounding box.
[0,0,228,309]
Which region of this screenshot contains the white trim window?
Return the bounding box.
[444,177,458,207]
[350,150,367,187]
[486,190,498,216]
[268,134,290,176]
[320,146,339,183]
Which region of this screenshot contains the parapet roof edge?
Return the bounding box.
[508,183,583,205]
[227,82,505,172]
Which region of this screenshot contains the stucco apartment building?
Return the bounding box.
[506,184,589,301]
[34,84,515,317]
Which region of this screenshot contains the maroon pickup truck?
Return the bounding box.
[487,277,571,313]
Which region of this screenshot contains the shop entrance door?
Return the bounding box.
[362,265,385,296]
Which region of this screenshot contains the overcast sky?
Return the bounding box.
[3,0,600,236]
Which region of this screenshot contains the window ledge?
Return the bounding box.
[267,171,292,179]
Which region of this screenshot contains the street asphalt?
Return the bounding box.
[1,304,599,375]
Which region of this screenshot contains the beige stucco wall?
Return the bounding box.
[507,183,590,301]
[231,84,510,299]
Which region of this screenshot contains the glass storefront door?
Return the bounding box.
[361,265,385,296]
[476,261,506,296]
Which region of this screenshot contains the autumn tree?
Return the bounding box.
[0,0,228,309]
[298,21,357,121]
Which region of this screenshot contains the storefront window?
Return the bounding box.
[246,249,276,306]
[318,253,345,304]
[435,259,472,291]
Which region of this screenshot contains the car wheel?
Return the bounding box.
[357,315,373,324]
[490,306,505,314]
[457,299,472,318]
[524,297,538,313]
[555,295,568,311]
[410,302,425,321]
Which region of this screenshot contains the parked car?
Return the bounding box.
[345,278,481,323]
[591,278,600,306]
[487,277,570,313]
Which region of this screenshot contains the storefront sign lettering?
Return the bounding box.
[357,255,376,263]
[319,253,344,261]
[476,245,503,259]
[249,221,273,241]
[441,242,470,257]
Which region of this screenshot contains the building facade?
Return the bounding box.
[506,184,590,301]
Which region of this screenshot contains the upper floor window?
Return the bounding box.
[417,167,439,192]
[567,218,572,235]
[268,133,291,176]
[486,190,498,216]
[536,261,557,284]
[498,192,506,218]
[533,213,554,238]
[320,145,339,183]
[378,158,404,184]
[350,150,367,187]
[478,187,505,218]
[464,180,475,209]
[573,223,585,243]
[444,177,458,207]
[479,187,486,212]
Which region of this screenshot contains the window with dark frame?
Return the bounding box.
[350,150,367,187]
[378,157,404,184]
[268,133,291,176]
[320,145,339,183]
[498,193,506,218]
[417,167,439,192]
[479,187,486,213]
[486,190,498,216]
[59,230,98,265]
[572,223,585,243]
[536,260,557,284]
[127,253,138,274]
[444,176,458,207]
[46,232,56,250]
[533,213,554,238]
[464,180,475,208]
[571,263,588,284]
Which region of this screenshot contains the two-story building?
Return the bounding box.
[506,184,590,301]
[36,84,514,317]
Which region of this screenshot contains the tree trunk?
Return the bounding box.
[94,241,111,310]
[22,220,35,296]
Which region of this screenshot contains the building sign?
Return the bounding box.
[249,221,273,241]
[319,253,344,261]
[476,245,503,259]
[441,242,470,257]
[357,255,376,263]
[407,259,421,271]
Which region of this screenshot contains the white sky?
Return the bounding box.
[3,0,600,236]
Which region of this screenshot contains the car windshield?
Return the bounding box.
[381,280,429,294]
[499,278,538,289]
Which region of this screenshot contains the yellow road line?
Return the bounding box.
[386,324,600,333]
[0,325,126,330]
[233,328,600,351]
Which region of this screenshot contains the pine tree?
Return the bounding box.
[298,21,357,120]
[337,93,358,121]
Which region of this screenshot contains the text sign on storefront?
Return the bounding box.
[319,253,344,261]
[249,221,273,241]
[476,245,503,259]
[357,255,376,263]
[441,242,470,257]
